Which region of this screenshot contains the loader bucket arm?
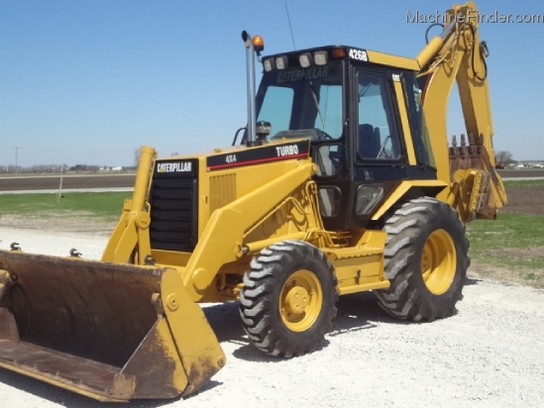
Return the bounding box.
[0,251,225,401]
[102,145,156,264]
[182,158,318,302]
[415,1,507,221]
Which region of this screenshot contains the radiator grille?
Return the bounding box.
[149,159,198,252]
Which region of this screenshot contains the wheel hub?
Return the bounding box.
[279,269,323,332]
[284,286,310,314]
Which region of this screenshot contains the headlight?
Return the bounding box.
[314,51,328,66]
[263,58,275,72]
[299,53,312,68]
[275,56,288,70]
[355,185,384,215]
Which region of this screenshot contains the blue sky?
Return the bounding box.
[0,0,542,168]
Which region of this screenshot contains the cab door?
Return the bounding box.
[345,67,410,228]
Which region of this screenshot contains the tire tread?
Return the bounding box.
[240,240,338,358]
[375,198,469,322]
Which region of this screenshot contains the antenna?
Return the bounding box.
[285,2,296,50]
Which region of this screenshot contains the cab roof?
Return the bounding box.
[262,45,420,72]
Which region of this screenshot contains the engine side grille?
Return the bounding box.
[209,173,236,214]
[149,159,199,252]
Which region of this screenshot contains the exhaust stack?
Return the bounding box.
[242,30,264,146]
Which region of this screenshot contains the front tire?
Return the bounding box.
[375,197,469,322]
[239,240,338,357]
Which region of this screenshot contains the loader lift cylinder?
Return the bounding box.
[132,145,156,211]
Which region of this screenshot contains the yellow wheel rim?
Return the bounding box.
[421,229,457,295]
[279,269,323,332]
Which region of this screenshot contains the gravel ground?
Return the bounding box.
[1,227,543,408]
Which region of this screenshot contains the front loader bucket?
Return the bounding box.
[0,250,225,402]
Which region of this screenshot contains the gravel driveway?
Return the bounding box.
[0,227,543,408]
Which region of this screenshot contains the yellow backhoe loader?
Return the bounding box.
[0,1,506,402]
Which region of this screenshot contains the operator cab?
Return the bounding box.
[255,45,438,230]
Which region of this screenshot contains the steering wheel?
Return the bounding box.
[313,128,334,140]
[271,128,334,141]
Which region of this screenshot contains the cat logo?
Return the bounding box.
[157,161,192,173]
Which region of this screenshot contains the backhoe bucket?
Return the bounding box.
[0,250,225,402]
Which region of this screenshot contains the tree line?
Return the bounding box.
[0,164,105,174]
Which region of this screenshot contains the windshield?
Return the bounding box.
[256,60,344,140]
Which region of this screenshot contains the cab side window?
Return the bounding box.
[403,72,435,168]
[356,72,400,161]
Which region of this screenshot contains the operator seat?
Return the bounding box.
[359,124,381,158]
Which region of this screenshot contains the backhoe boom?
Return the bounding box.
[416,1,507,220]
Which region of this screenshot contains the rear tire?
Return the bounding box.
[239,240,338,357]
[375,197,469,322]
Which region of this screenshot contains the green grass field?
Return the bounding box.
[464,178,544,288]
[467,214,544,288]
[503,178,544,187]
[0,192,132,221]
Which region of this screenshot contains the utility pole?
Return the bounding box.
[14,146,18,173]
